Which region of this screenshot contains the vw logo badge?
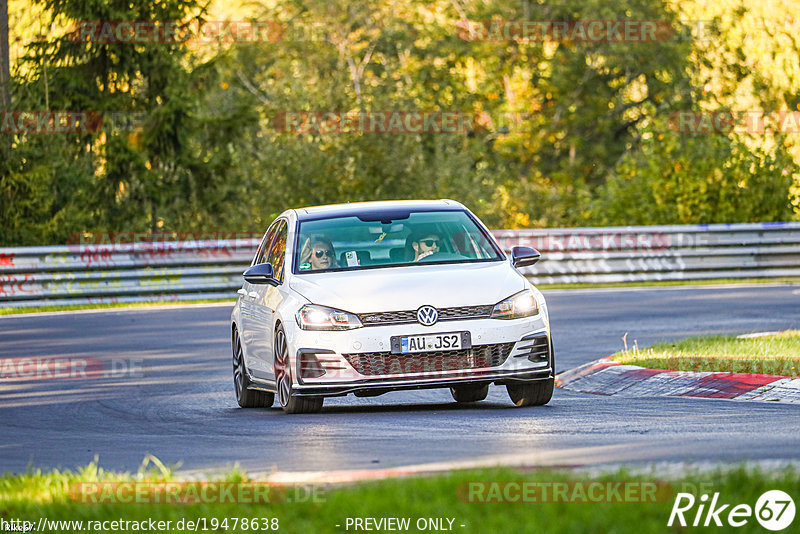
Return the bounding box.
[416,305,439,326]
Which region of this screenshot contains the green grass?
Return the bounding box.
[0,298,235,315]
[612,331,800,376]
[2,460,798,533]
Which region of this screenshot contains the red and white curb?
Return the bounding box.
[556,357,800,403]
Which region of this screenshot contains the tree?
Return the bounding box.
[0,0,9,107]
[593,118,798,224]
[2,0,798,246]
[0,0,259,244]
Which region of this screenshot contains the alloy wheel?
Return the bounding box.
[274,327,292,407]
[232,329,245,400]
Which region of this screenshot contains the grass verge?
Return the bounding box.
[612,331,800,376]
[1,460,797,533]
[0,299,235,316]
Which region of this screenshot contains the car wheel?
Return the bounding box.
[232,327,274,408]
[274,325,324,414]
[450,384,489,403]
[506,378,554,407]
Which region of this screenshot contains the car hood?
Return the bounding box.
[288,261,527,313]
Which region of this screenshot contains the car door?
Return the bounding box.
[248,218,288,381]
[240,226,274,370]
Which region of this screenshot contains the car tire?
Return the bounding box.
[450,384,489,403]
[274,325,324,414]
[232,327,274,408]
[506,378,554,407]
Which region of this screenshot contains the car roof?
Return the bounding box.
[293,199,466,221]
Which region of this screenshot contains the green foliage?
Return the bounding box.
[2,0,799,245]
[594,120,797,224]
[1,0,261,244]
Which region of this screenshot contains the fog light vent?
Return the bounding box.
[513,334,550,363]
[299,352,326,378]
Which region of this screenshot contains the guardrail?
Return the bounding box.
[1,222,799,308]
[496,222,800,284]
[0,239,259,308]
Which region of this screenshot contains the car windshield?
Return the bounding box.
[294,210,503,273]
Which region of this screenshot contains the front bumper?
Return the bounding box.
[292,369,553,397]
[287,315,553,397]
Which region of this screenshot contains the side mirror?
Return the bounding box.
[243,263,278,286]
[511,246,541,268]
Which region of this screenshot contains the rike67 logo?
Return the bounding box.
[668,490,795,530]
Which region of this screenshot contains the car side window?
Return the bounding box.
[264,219,288,282]
[252,221,278,266]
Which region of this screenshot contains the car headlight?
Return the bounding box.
[491,290,539,319]
[296,304,363,330]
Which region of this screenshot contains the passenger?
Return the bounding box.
[299,236,338,270]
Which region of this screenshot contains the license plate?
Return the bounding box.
[390,332,471,354]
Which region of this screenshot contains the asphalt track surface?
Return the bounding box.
[1,285,798,475]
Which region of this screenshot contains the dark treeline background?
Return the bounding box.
[1,0,799,245]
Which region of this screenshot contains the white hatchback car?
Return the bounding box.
[231,200,554,413]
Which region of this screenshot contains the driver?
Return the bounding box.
[299,236,338,270]
[411,232,441,261]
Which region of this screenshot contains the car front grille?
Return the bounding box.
[358,305,494,326]
[342,342,514,376]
